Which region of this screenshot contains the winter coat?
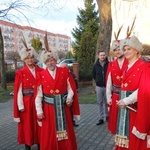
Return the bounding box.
[92,58,109,87]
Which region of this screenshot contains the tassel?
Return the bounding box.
[57,130,68,141]
[115,134,129,148]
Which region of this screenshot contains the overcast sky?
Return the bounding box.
[23,0,86,40]
[1,0,98,40]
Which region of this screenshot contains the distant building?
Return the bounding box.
[0,20,71,53]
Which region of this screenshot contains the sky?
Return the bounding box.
[21,0,86,40]
[3,0,150,44]
[23,0,150,44]
[2,0,97,41]
[1,0,87,40]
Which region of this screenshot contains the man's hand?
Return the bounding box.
[66,98,73,107]
[108,101,112,106]
[116,100,126,108]
[37,113,44,120]
[20,109,25,112]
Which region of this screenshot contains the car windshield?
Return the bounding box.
[59,59,75,64]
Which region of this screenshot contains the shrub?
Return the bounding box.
[6,70,15,83]
[79,69,92,81]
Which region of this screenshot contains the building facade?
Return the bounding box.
[111,0,150,44]
[0,20,71,53]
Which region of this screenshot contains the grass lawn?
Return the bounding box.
[78,94,97,104]
[0,86,14,103]
[78,85,97,104]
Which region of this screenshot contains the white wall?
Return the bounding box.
[111,0,150,44]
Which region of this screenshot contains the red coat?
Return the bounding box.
[37,67,80,150]
[107,58,128,134]
[13,65,43,146]
[116,59,150,150]
[131,61,150,150]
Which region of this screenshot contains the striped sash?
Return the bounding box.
[115,91,132,148]
[44,93,68,141]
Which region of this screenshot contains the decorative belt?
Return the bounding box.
[112,84,121,94]
[43,92,68,141]
[22,88,34,96]
[43,92,68,105]
[115,90,133,148]
[122,91,133,97]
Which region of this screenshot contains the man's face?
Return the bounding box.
[114,47,124,58]
[45,57,57,71]
[98,52,106,62]
[24,55,34,66]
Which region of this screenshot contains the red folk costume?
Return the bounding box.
[131,62,150,150]
[13,35,43,149]
[13,65,43,146]
[115,36,150,150]
[106,58,128,134]
[115,58,150,150]
[35,67,80,150]
[36,32,80,149]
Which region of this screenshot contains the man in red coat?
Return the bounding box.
[35,49,80,150]
[106,39,128,134]
[13,46,43,150]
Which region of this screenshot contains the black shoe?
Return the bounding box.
[73,121,79,127]
[37,144,40,150]
[106,117,109,122]
[96,120,104,125]
[25,144,31,150]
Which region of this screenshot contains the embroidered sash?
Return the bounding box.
[115,91,132,148]
[44,93,68,141]
[22,88,34,96]
[112,84,121,94]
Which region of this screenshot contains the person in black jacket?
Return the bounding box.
[92,50,109,125]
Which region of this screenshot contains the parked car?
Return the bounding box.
[58,58,76,67]
[11,61,24,69]
[142,56,150,62]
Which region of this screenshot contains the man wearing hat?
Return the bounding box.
[13,46,43,150]
[35,49,80,150]
[115,35,150,150]
[106,39,128,135]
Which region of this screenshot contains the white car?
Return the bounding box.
[58,58,76,67]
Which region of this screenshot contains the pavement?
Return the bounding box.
[0,86,115,150]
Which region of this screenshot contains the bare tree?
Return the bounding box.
[0,0,68,24]
[1,1,33,24]
[0,0,65,90]
[0,1,35,90]
[0,28,7,90]
[5,50,20,70]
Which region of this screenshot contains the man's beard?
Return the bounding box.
[118,54,124,59]
[48,65,56,71]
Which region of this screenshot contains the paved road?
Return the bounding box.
[0,100,115,150]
